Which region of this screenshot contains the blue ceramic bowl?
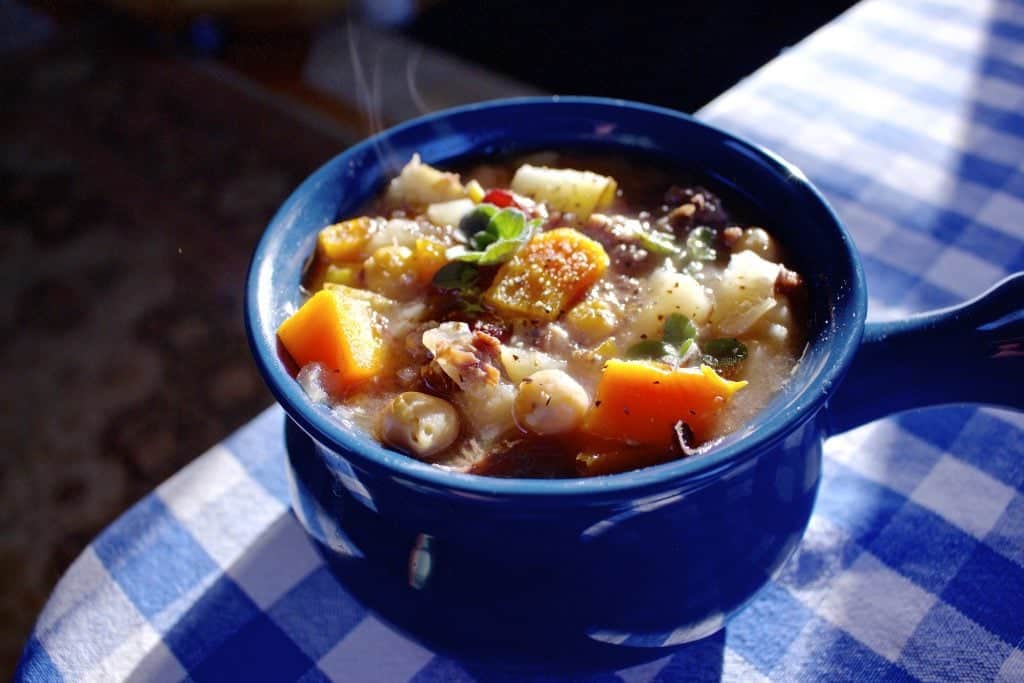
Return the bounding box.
[246,98,1023,671]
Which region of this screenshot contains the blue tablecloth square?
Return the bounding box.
[726,583,814,674]
[164,576,262,671]
[869,503,980,594]
[949,411,1024,488]
[897,407,977,453]
[815,461,907,546]
[899,601,1014,681]
[644,632,725,683]
[986,494,1024,564]
[940,543,1024,643]
[188,612,314,683]
[223,411,293,507]
[776,523,862,596]
[296,665,333,683]
[952,224,1024,271]
[14,638,61,683]
[267,566,367,662]
[93,497,219,621]
[772,615,902,682]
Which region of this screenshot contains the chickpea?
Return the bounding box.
[381,392,460,459]
[513,369,589,436]
[732,227,781,262]
[363,245,418,299]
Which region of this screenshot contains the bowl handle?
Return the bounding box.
[827,272,1024,435]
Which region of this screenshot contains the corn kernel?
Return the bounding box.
[466,179,485,203]
[565,298,619,343]
[324,264,360,287]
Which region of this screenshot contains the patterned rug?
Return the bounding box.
[0,30,355,675]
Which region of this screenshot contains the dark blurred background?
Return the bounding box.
[0,0,855,675]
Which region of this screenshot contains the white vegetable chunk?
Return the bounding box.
[713,250,782,336]
[365,218,421,252]
[500,346,567,383]
[630,267,712,342]
[381,392,460,459]
[426,198,475,228]
[386,154,465,206]
[513,369,589,435]
[510,164,617,219]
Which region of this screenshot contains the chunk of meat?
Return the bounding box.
[422,323,501,388]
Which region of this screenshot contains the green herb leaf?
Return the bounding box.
[459,209,533,266]
[459,204,498,238]
[678,337,695,358]
[702,338,748,368]
[490,208,526,239]
[624,340,675,360]
[686,227,717,261]
[458,238,524,266]
[432,261,479,291]
[472,230,498,250]
[468,207,525,250]
[663,313,697,346]
[636,229,681,256]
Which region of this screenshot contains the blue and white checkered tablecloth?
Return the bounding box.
[17,0,1024,680]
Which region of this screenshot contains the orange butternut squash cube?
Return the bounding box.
[584,360,746,447]
[277,289,384,385]
[484,227,609,321]
[317,217,372,262]
[414,237,449,285]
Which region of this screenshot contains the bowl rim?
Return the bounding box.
[245,95,866,499]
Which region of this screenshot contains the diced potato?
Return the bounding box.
[413,237,449,285]
[456,382,517,443]
[511,165,617,219]
[712,250,782,336]
[500,345,567,383]
[365,218,421,253]
[584,360,747,447]
[318,217,373,262]
[627,268,711,343]
[386,154,465,206]
[277,289,385,385]
[426,198,475,228]
[565,297,620,344]
[363,245,419,300]
[484,228,609,321]
[322,282,395,311]
[513,369,589,435]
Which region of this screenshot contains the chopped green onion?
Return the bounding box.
[624,340,675,360]
[636,229,681,256]
[663,313,697,346]
[702,338,748,368]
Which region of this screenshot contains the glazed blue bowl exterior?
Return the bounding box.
[246,98,865,669]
